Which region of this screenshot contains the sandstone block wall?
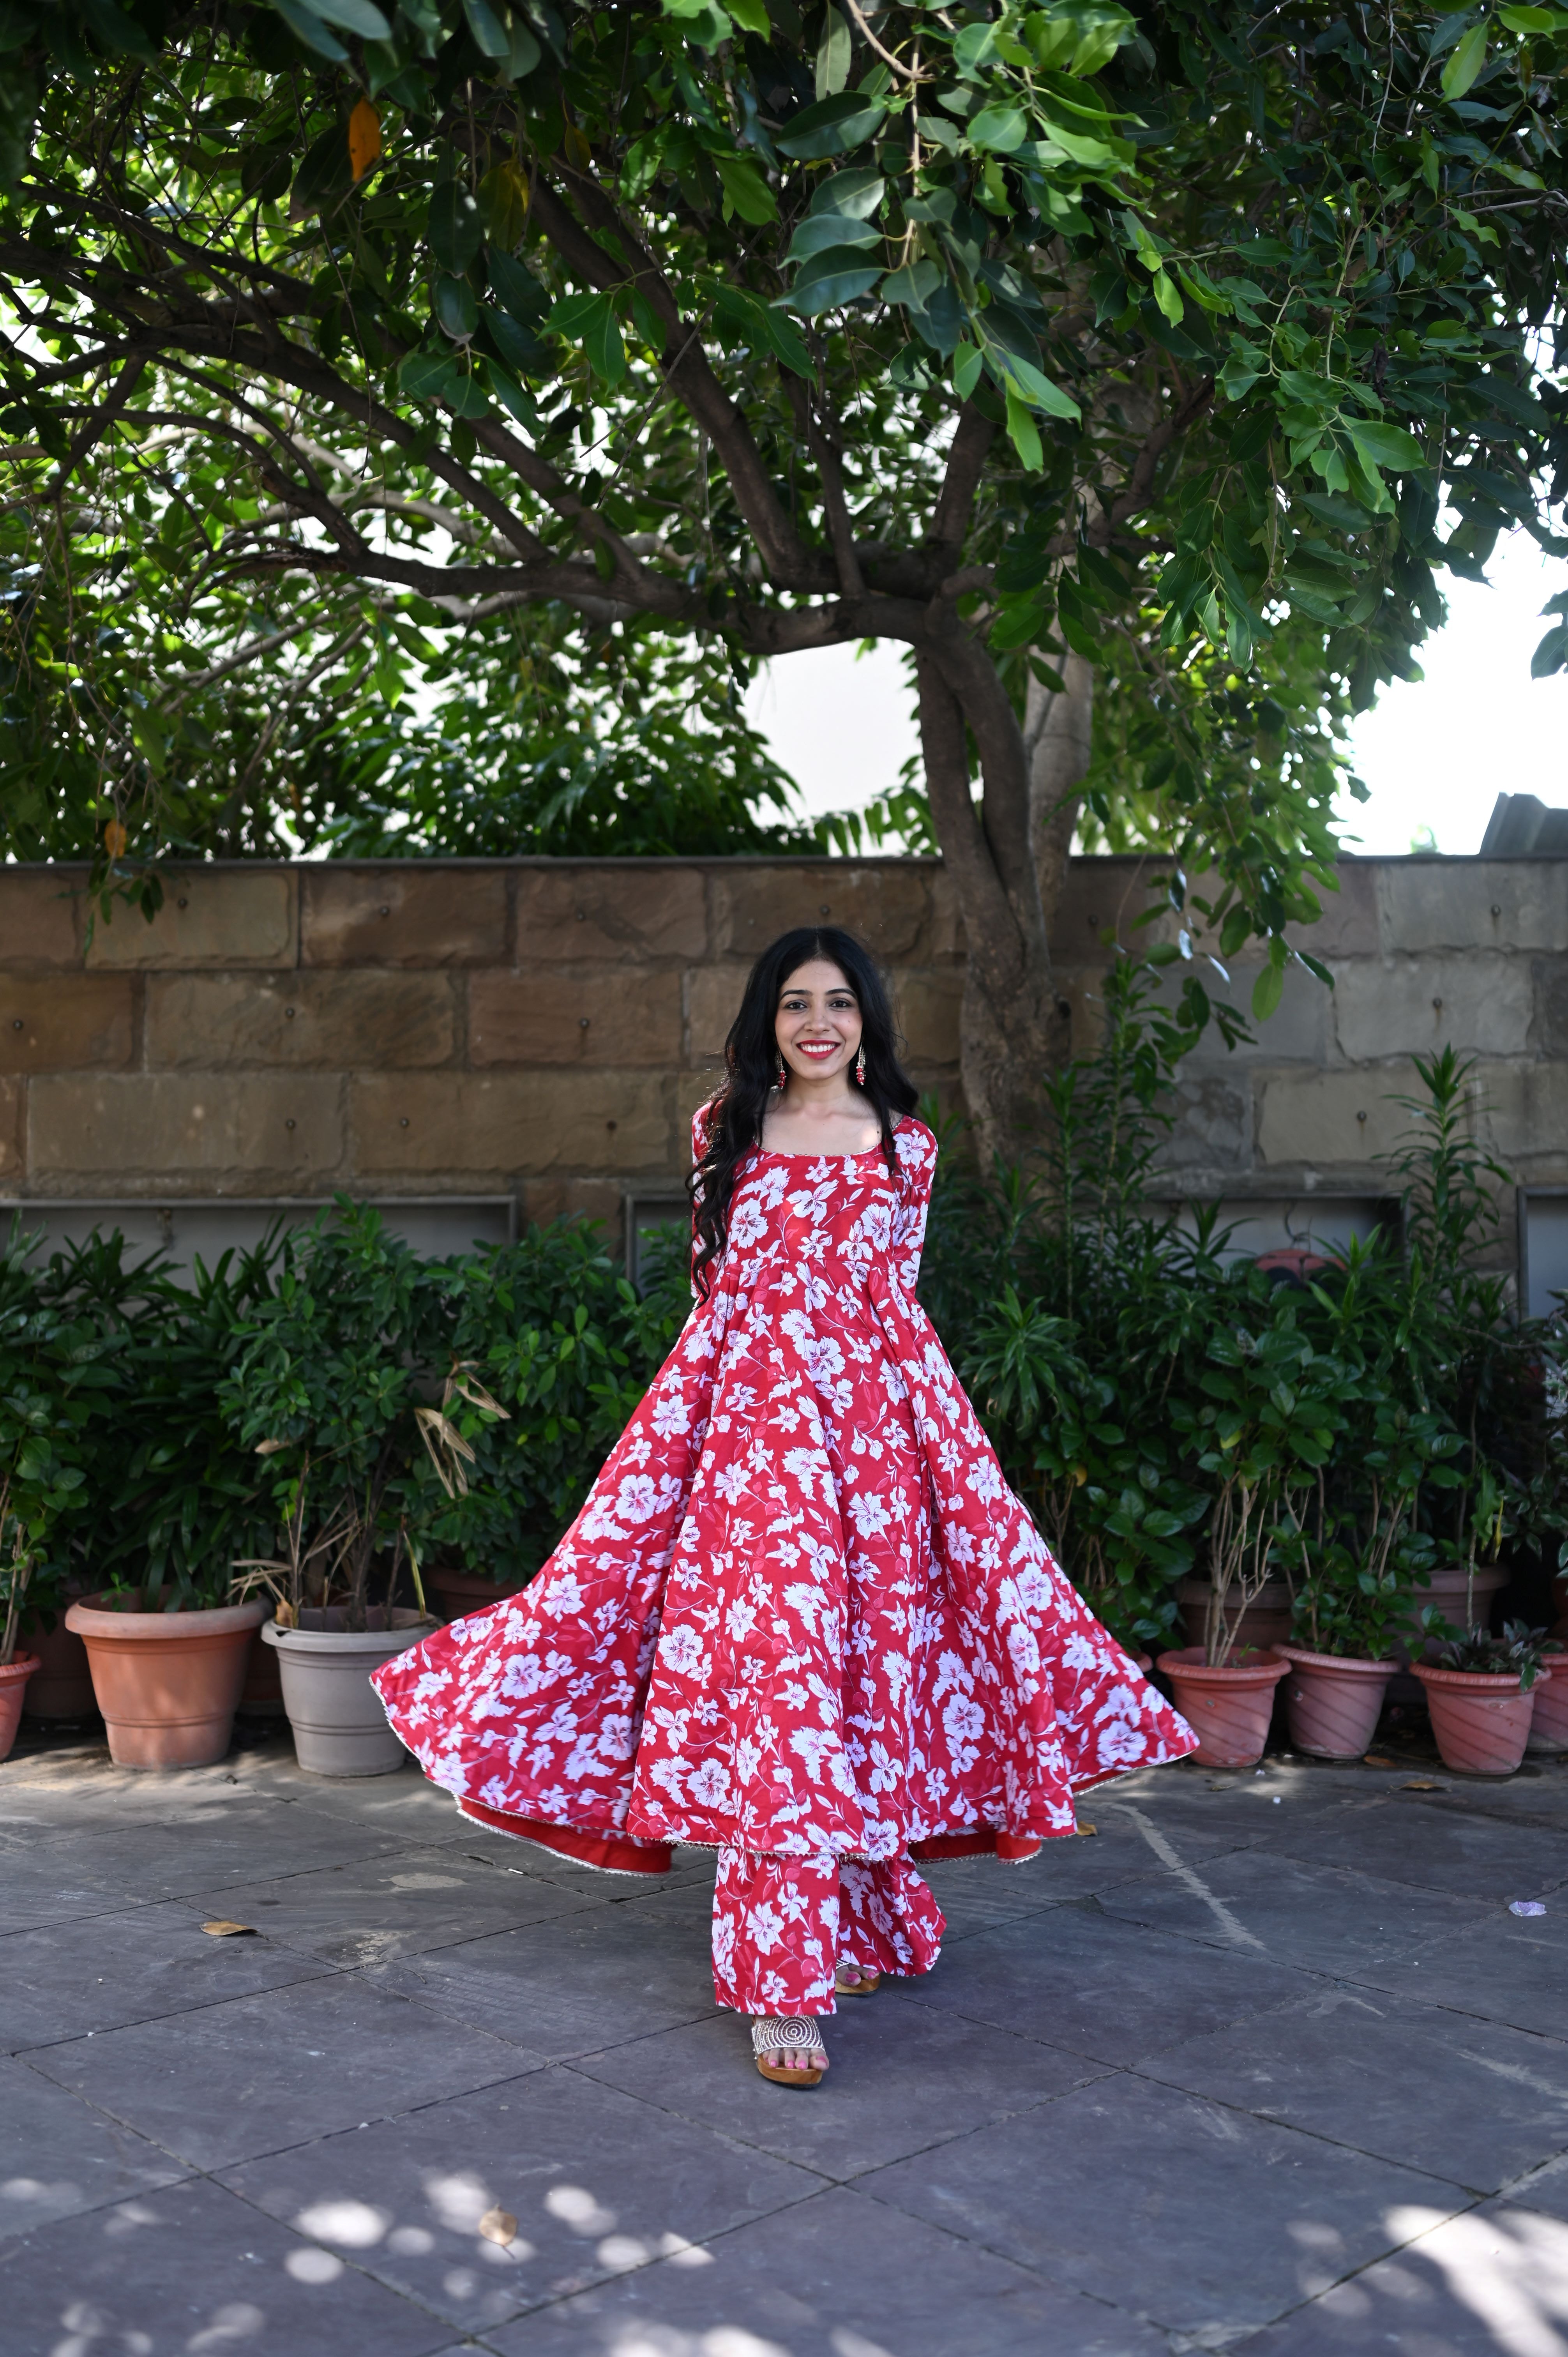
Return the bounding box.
[2,854,1564,1297]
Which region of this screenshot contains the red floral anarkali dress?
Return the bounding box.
[374,1113,1196,2015]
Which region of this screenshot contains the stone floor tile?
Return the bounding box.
[0,1840,145,1933]
[0,2057,189,2240]
[487,2183,1169,2357]
[3,2175,454,2356]
[23,1794,414,1900]
[1268,1793,1568,1903]
[1103,1763,1391,1844]
[861,2071,1464,2340]
[28,1971,535,2168]
[186,1848,610,1968]
[0,1899,330,2050]
[373,1899,720,2060]
[1137,1984,1568,2193]
[1093,1849,1493,1975]
[572,1988,1104,2182]
[907,1901,1306,2068]
[1355,1902,1568,2040]
[221,2067,821,2333]
[1235,2194,1568,2355]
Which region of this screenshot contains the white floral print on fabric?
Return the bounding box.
[373,1116,1197,1862]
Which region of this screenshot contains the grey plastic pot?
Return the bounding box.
[262,1607,435,1777]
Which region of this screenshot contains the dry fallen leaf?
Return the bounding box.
[478,2207,517,2248]
[201,1920,256,1938]
[1402,1778,1441,1790]
[1075,1822,1098,1838]
[1363,1754,1396,1768]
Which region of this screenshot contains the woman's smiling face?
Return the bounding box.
[775,959,862,1085]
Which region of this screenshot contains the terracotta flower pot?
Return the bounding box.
[1411,1660,1542,1776]
[1274,1645,1398,1761]
[1155,1647,1290,1768]
[263,1607,436,1777]
[0,1655,39,1762]
[427,1567,529,1626]
[65,1592,267,1769]
[20,1597,97,1719]
[1405,1566,1510,1661]
[1526,1664,1568,1754]
[1177,1577,1294,1656]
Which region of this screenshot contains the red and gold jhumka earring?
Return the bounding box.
[776,1049,788,1088]
[854,1046,866,1085]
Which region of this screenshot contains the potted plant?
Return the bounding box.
[0,1512,39,1763]
[412,1222,685,1622]
[225,1206,450,1776]
[1274,1556,1407,1760]
[1411,1621,1550,1777]
[1157,1311,1338,1764]
[1527,1639,1568,1753]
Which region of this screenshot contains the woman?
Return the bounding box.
[374,928,1195,2087]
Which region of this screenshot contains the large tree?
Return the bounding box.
[0,0,1563,1149]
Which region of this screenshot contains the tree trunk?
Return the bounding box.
[1025,651,1094,944]
[915,649,1063,1166]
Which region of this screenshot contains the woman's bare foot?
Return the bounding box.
[751,2017,828,2083]
[833,1963,881,1995]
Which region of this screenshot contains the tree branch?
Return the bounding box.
[529,169,825,591]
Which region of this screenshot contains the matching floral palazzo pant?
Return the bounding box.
[710,1845,946,2016]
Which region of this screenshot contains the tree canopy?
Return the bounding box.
[0,0,1562,1141]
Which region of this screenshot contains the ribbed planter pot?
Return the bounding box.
[1526,1664,1568,1754]
[1177,1578,1294,1657]
[0,1655,39,1761]
[65,1592,267,1769]
[1411,1661,1542,1776]
[263,1608,436,1777]
[1275,1646,1398,1761]
[1156,1647,1290,1768]
[20,1597,96,1720]
[1405,1566,1509,1661]
[427,1568,529,1626]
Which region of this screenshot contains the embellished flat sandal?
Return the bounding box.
[751,2017,828,2087]
[834,1965,881,1997]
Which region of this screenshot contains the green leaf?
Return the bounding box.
[1151,267,1184,324]
[786,245,884,314]
[775,91,888,159]
[713,152,777,223]
[429,180,484,276]
[987,343,1080,421]
[808,166,885,219]
[726,0,771,28]
[76,0,160,62]
[488,249,549,326]
[788,211,880,261]
[434,274,479,342]
[461,0,510,54]
[661,0,733,46]
[816,0,851,96]
[1497,3,1557,30]
[309,0,392,30]
[1251,960,1285,1020]
[479,305,550,377]
[266,0,348,61]
[1004,384,1043,472]
[398,348,464,402]
[550,290,626,382]
[1441,16,1489,97]
[1346,419,1426,472]
[968,104,1028,153]
[952,340,984,399]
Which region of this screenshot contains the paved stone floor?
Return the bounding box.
[4,1722,1568,2356]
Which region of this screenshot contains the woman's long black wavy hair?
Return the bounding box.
[689,926,918,1298]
